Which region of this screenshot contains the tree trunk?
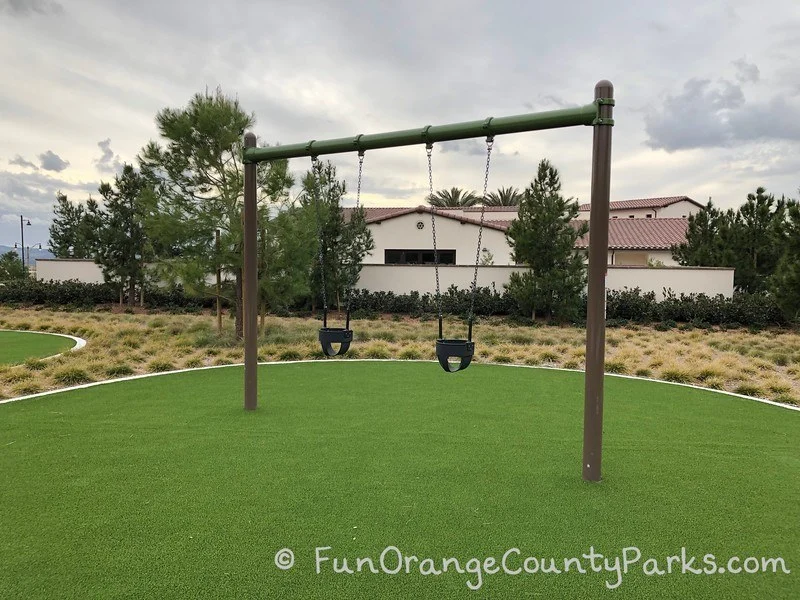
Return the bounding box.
[128,277,135,307]
[140,284,145,307]
[235,267,243,339]
[259,301,266,334]
[215,229,222,334]
[119,285,123,306]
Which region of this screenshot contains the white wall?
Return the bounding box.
[35,259,105,284]
[580,200,700,220]
[657,201,699,218]
[367,212,513,265]
[609,250,679,266]
[357,265,734,300]
[606,266,733,299]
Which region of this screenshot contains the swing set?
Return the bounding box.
[242,81,614,481]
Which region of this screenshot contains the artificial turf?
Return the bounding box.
[0,362,797,599]
[0,330,76,365]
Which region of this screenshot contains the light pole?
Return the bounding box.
[19,215,31,271]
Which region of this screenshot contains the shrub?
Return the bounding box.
[398,346,422,360]
[52,368,93,385]
[106,364,135,377]
[661,368,693,383]
[734,383,764,397]
[363,342,391,359]
[24,358,48,371]
[3,369,32,383]
[278,348,303,361]
[147,359,175,373]
[604,360,628,374]
[12,381,42,395]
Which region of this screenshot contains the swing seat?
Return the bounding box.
[319,327,353,357]
[436,339,475,373]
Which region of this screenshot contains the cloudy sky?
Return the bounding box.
[1,0,799,246]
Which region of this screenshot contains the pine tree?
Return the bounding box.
[671,200,733,266]
[0,251,25,281]
[91,164,152,306]
[48,193,100,258]
[770,201,800,322]
[674,189,790,293]
[297,160,374,312]
[505,159,587,320]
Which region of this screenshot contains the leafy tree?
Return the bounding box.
[770,200,800,321]
[428,187,479,207]
[139,87,292,337]
[259,203,316,312]
[0,250,25,281]
[298,160,374,310]
[90,164,153,306]
[339,205,374,303]
[48,193,100,258]
[505,159,587,320]
[485,186,522,206]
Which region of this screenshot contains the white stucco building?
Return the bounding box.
[346,196,734,298]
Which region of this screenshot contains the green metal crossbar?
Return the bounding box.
[243,102,603,163]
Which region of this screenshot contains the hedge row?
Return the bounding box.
[604,288,785,326]
[0,279,219,309]
[0,280,788,326]
[351,287,787,326]
[348,286,515,317]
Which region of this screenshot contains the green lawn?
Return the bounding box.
[0,330,76,365]
[0,362,797,599]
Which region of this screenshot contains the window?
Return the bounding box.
[385,249,456,265]
[646,213,652,218]
[612,216,618,219]
[628,215,635,219]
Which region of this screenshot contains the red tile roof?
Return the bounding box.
[573,218,689,250]
[342,207,690,250]
[342,206,508,232]
[577,196,702,211]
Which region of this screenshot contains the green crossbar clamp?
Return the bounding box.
[592,97,614,125]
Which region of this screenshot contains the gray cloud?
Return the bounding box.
[94,138,122,174]
[0,170,97,245]
[644,77,800,151]
[37,150,69,172]
[8,154,38,170]
[733,58,760,83]
[439,139,488,156]
[0,0,63,16]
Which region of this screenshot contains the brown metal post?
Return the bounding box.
[215,228,222,335]
[243,133,258,410]
[583,80,614,481]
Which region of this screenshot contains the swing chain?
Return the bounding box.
[427,144,443,323]
[344,151,365,319]
[311,156,328,318]
[468,136,494,323]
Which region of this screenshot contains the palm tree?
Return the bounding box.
[484,186,522,206]
[427,187,480,207]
